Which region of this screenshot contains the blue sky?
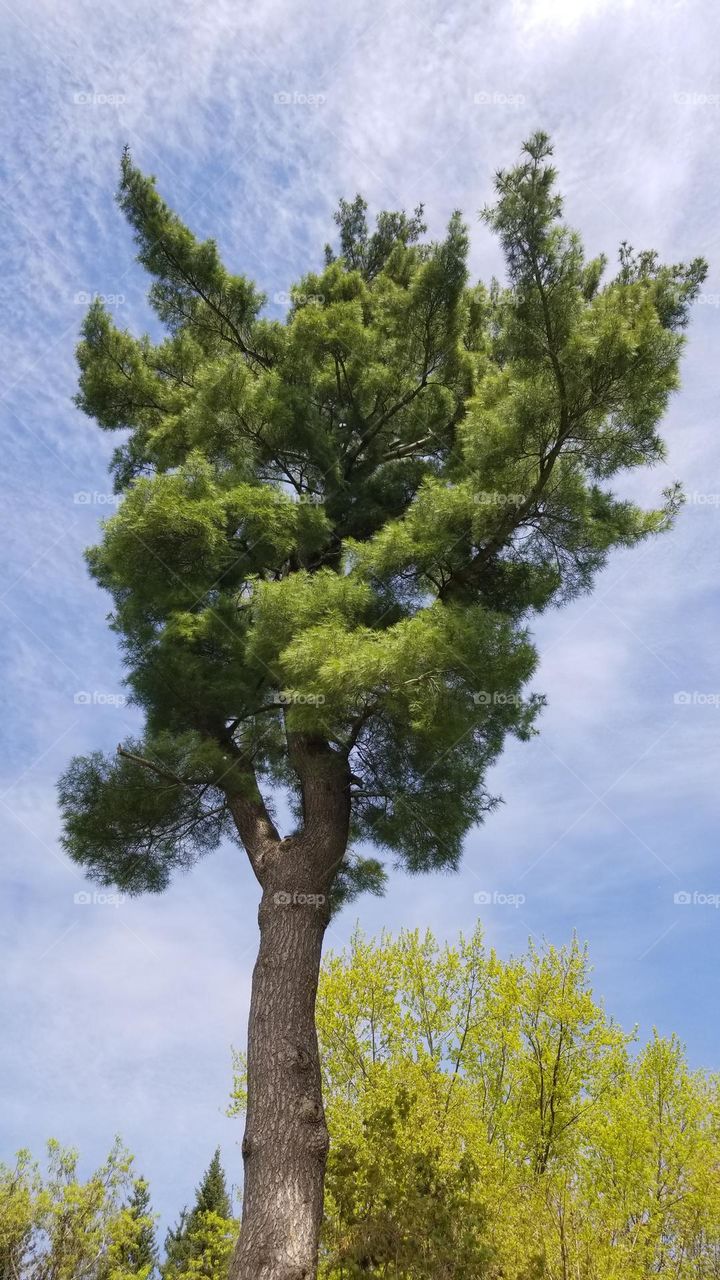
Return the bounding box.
[1,0,719,1235]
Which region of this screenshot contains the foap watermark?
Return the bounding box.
[474,91,525,107]
[271,490,324,506]
[474,491,525,507]
[74,889,125,908]
[273,890,326,907]
[673,690,720,708]
[473,690,524,707]
[273,90,326,107]
[272,689,326,706]
[74,491,122,506]
[272,290,324,307]
[674,890,720,908]
[74,690,127,707]
[73,91,126,107]
[685,491,720,506]
[673,91,720,107]
[73,291,126,306]
[474,889,526,908]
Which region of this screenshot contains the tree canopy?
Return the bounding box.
[58,132,705,902]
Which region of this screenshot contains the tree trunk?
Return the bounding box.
[226,739,350,1280]
[229,843,333,1280]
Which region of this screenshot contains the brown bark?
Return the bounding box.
[226,740,350,1280]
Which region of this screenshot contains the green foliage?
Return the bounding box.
[57,736,234,893]
[0,1141,236,1280]
[261,927,720,1279]
[0,1138,157,1280]
[0,1149,37,1280]
[112,1178,158,1277]
[162,1151,237,1280]
[60,133,705,892]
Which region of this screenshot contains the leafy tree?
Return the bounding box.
[583,1031,720,1276]
[0,1149,37,1280]
[312,926,633,1278]
[58,132,705,1279]
[254,927,719,1279]
[162,1151,237,1280]
[0,1138,154,1279]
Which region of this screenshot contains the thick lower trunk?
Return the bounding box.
[226,739,350,1280]
[229,851,331,1280]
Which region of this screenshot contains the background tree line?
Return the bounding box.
[0,1143,236,1280]
[310,928,720,1279]
[4,928,718,1278]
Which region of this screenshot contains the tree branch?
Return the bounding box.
[116,747,189,787]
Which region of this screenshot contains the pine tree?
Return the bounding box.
[191,1151,232,1221]
[162,1209,189,1279]
[116,1177,157,1277]
[58,133,705,1280]
[162,1152,236,1280]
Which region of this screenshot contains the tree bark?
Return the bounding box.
[230,850,330,1280]
[226,740,350,1280]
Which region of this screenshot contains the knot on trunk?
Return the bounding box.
[298,1097,330,1160]
[283,1041,312,1071]
[309,1122,330,1159]
[298,1095,324,1124]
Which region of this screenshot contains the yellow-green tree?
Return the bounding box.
[0,1138,157,1280]
[232,927,720,1279]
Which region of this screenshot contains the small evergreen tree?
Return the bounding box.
[115,1177,157,1278]
[162,1152,237,1280]
[192,1151,232,1221]
[163,1209,190,1278]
